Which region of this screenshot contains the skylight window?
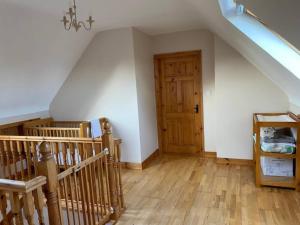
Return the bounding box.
[218,0,300,80]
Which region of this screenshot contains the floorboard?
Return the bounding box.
[116,154,300,225]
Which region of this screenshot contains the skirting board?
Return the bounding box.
[121,162,143,170]
[204,151,253,166]
[204,151,217,158]
[122,150,253,169]
[216,158,254,166]
[121,149,160,170]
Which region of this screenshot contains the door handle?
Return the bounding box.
[194,104,199,113]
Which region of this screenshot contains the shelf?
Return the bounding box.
[254,145,296,159]
[253,113,300,190]
[260,151,296,159]
[260,169,296,188]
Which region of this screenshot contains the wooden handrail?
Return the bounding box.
[0,176,46,225]
[25,127,80,131]
[0,135,102,142]
[23,118,53,128]
[0,176,46,193]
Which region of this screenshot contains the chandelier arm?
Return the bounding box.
[78,21,92,31]
[65,22,73,31]
[66,15,74,31]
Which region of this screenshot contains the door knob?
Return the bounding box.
[194,104,199,113]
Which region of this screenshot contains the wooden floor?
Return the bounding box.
[116,154,300,225]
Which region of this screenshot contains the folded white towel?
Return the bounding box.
[91,119,102,138]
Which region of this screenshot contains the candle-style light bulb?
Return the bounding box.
[87,16,94,25]
[61,16,69,26]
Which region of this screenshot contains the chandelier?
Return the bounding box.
[61,0,94,31]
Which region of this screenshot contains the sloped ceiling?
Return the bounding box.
[1,0,299,122]
[237,0,300,51]
[187,0,300,107]
[0,1,94,119]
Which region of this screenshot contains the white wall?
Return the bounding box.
[0,111,49,125]
[215,36,289,159]
[50,28,142,163]
[50,27,291,162]
[132,29,159,161]
[0,1,93,122]
[290,103,300,115]
[153,30,216,152]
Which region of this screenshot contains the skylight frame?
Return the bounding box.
[219,0,300,80]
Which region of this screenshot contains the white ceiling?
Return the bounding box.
[4,0,208,35]
[0,0,299,120]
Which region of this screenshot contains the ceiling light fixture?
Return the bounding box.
[61,0,94,32]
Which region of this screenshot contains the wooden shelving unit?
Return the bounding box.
[253,112,300,190]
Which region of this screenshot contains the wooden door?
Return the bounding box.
[154,51,204,155]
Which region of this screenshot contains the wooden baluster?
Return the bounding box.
[78,143,84,161]
[78,168,88,225]
[94,143,101,155]
[66,151,76,223]
[23,142,32,179]
[83,166,92,224]
[115,141,124,208]
[84,143,93,158]
[91,161,100,222]
[97,157,105,216]
[56,181,64,225]
[10,192,24,225]
[3,141,12,179]
[30,142,38,177]
[23,192,34,225]
[53,143,60,171]
[72,170,82,225]
[0,191,9,225]
[33,186,45,225]
[69,143,76,165]
[87,163,96,225]
[115,140,124,208]
[62,143,68,169]
[0,142,6,178]
[16,141,25,181]
[102,122,120,219]
[10,141,18,179]
[37,142,61,225]
[62,178,71,225]
[103,154,112,212]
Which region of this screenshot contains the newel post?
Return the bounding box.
[102,121,120,219]
[37,142,61,225]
